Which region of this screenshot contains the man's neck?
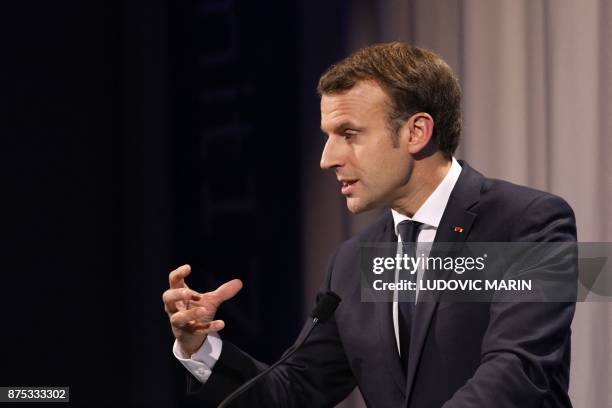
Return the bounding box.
[392,155,452,218]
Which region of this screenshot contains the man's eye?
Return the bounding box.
[344,131,357,139]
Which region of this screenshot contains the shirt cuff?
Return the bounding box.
[173,332,223,384]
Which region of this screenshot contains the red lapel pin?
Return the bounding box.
[452,226,464,233]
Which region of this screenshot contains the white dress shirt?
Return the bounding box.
[390,157,462,353]
[174,158,462,383]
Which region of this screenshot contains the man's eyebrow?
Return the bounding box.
[320,121,361,134]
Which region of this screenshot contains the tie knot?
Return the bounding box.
[397,220,422,243]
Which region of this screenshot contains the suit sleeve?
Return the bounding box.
[184,249,357,407]
[442,194,577,408]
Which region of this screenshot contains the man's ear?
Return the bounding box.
[399,112,434,154]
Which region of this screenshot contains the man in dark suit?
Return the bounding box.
[162,42,577,407]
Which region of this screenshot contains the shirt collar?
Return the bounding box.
[392,157,462,235]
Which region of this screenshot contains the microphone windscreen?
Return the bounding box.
[310,291,341,322]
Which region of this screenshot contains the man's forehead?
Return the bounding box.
[320,99,362,133]
[320,81,389,131]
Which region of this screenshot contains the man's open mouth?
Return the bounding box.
[340,180,358,195]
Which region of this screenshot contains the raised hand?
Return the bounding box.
[163,264,243,355]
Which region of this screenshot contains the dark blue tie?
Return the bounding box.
[397,220,422,373]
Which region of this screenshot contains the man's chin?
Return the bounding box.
[346,197,373,214]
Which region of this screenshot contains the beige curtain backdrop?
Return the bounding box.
[301,0,612,407]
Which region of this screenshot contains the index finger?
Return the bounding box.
[169,264,191,289]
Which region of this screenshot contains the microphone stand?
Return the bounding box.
[216,291,341,408]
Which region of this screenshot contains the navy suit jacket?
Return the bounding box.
[186,162,577,407]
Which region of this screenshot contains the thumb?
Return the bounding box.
[213,279,243,304]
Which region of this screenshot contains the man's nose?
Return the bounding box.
[320,136,343,170]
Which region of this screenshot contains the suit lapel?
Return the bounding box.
[369,213,408,397]
[404,162,483,403]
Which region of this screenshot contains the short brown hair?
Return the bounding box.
[317,42,461,157]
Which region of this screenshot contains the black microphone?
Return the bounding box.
[217,291,341,408]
